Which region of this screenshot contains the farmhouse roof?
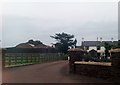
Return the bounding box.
[16,43,53,48]
[16,43,33,48]
[82,41,118,46]
[34,44,52,48]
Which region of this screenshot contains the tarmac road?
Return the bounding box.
[0,50,2,84]
[2,60,110,83]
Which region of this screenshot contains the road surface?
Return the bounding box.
[2,60,110,83]
[0,50,2,84]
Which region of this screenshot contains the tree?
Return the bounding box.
[50,32,77,54]
[110,40,120,48]
[104,42,112,58]
[74,38,77,48]
[27,39,43,46]
[118,40,120,48]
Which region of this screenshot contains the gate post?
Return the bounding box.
[68,48,84,73]
[110,48,120,83]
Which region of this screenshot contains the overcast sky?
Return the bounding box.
[1,0,118,48]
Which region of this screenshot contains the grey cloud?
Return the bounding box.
[2,2,118,47]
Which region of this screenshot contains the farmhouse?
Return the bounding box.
[5,40,56,53]
[16,43,52,48]
[16,43,33,48]
[81,41,118,57]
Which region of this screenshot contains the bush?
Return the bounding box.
[63,54,69,60]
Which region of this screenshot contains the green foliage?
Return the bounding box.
[118,40,120,48]
[63,54,69,60]
[110,40,120,49]
[104,42,111,50]
[50,32,77,54]
[104,42,112,57]
[27,39,43,46]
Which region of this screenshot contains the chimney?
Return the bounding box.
[82,37,84,42]
[100,37,102,42]
[97,37,98,41]
[111,37,113,42]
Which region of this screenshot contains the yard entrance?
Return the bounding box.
[2,60,109,83]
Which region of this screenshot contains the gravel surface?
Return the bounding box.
[2,60,110,83]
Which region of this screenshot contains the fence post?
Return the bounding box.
[2,49,6,69]
[15,54,17,65]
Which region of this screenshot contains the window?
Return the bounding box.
[84,46,89,50]
[97,46,100,50]
[86,46,89,50]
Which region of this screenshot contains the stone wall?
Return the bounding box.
[68,48,120,83]
[110,48,120,83]
[74,64,111,79]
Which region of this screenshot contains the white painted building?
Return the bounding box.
[82,41,118,57]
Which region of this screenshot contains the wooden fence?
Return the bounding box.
[3,53,65,68]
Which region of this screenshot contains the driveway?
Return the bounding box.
[2,60,110,83]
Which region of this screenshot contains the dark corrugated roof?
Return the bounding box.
[82,41,118,46]
[34,44,49,48]
[16,43,53,48]
[16,43,33,48]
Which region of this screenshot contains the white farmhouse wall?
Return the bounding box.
[88,46,97,52]
[101,46,105,51]
[97,46,105,52]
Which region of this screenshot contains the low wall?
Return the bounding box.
[68,49,112,80]
[73,62,111,79]
[68,48,120,83]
